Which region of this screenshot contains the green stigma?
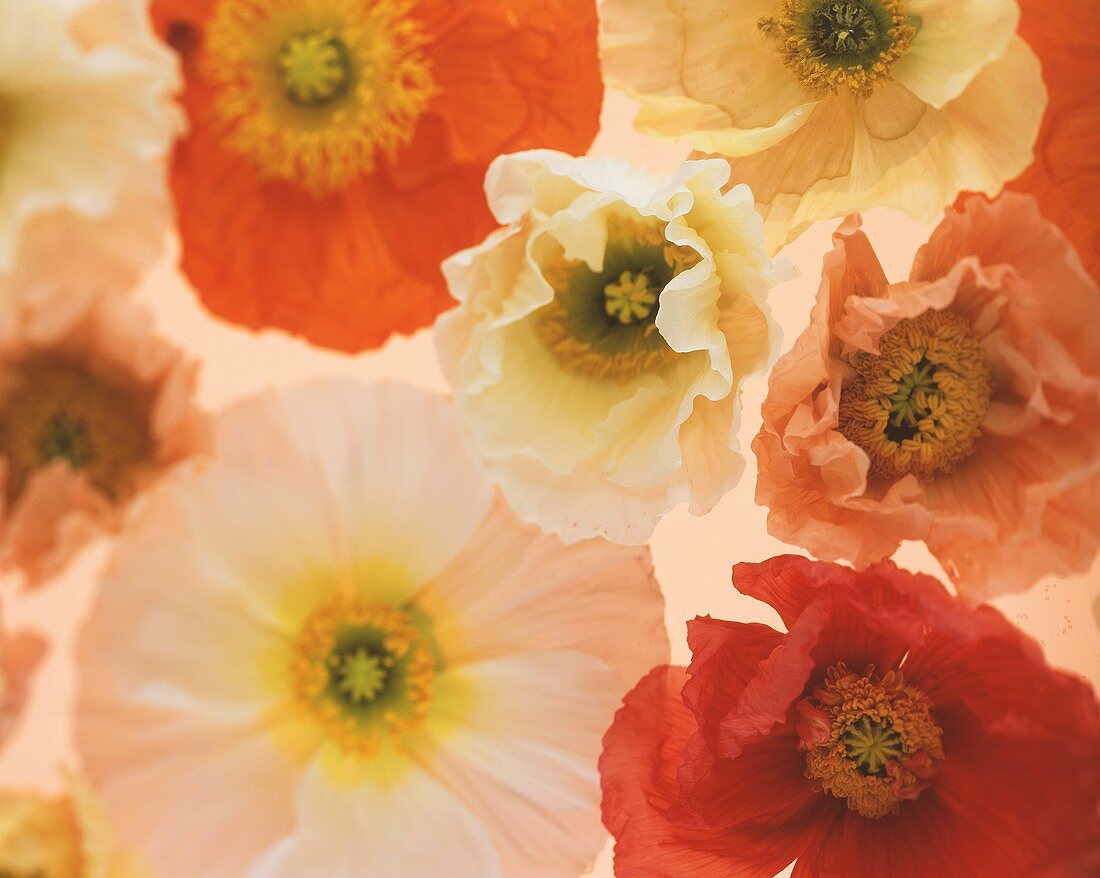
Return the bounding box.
[278,30,352,106]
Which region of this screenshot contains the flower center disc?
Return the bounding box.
[797,664,943,819]
[203,0,435,195]
[289,598,435,755]
[0,358,153,502]
[535,214,700,385]
[838,309,993,480]
[759,0,916,96]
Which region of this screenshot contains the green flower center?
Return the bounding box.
[810,1,883,59]
[290,599,437,755]
[843,716,903,775]
[535,214,700,385]
[277,30,352,106]
[38,413,94,470]
[838,309,993,481]
[759,0,916,96]
[604,271,658,325]
[331,646,390,706]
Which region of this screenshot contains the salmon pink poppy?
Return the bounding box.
[151,0,604,352]
[754,193,1100,601]
[600,555,1100,878]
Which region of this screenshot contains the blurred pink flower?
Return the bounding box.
[755,193,1100,600]
[0,286,207,587]
[0,604,45,751]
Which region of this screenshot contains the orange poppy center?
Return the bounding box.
[759,0,916,97]
[288,597,435,756]
[838,309,993,480]
[796,663,943,819]
[0,358,153,504]
[202,0,435,196]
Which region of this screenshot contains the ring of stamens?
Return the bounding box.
[0,358,153,503]
[796,663,943,819]
[289,597,434,756]
[759,0,916,97]
[838,309,993,480]
[202,0,435,195]
[535,214,701,385]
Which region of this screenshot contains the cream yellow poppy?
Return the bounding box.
[601,0,1046,251]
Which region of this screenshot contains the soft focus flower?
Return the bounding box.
[0,0,179,296]
[150,0,603,352]
[600,555,1100,877]
[437,151,787,545]
[755,194,1100,600]
[0,779,149,877]
[76,380,667,877]
[996,0,1100,283]
[0,286,207,588]
[0,605,45,751]
[601,0,1047,251]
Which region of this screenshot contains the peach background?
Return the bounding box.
[1,91,1097,877]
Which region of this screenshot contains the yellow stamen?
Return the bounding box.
[203,0,435,195]
[289,597,434,756]
[838,309,993,480]
[760,0,916,97]
[0,358,153,503]
[799,664,943,819]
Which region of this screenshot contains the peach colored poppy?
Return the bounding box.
[76,380,668,877]
[755,193,1100,600]
[0,286,208,588]
[150,0,604,352]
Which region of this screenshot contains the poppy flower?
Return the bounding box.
[0,0,179,296]
[436,150,787,545]
[997,0,1100,283]
[754,193,1100,601]
[600,555,1100,877]
[76,380,667,877]
[601,0,1046,252]
[0,285,208,588]
[150,0,604,352]
[0,778,148,877]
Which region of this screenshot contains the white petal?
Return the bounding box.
[417,499,666,683]
[419,652,622,878]
[252,759,501,878]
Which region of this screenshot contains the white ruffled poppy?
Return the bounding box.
[0,0,179,293]
[76,380,667,878]
[437,150,787,545]
[601,0,1046,251]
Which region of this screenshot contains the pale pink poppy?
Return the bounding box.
[755,193,1100,600]
[76,380,668,877]
[0,286,207,587]
[0,603,45,751]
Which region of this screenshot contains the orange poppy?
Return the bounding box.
[151,0,603,351]
[988,0,1099,282]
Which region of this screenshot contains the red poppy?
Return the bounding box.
[968,0,1100,283]
[150,0,603,352]
[600,556,1100,877]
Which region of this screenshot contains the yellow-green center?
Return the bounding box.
[332,647,390,705]
[277,30,352,106]
[843,716,903,775]
[604,271,658,325]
